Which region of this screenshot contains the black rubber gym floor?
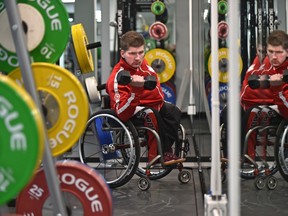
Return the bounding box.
[113,115,288,216]
[2,115,288,215]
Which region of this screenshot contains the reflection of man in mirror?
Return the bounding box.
[256,42,267,65]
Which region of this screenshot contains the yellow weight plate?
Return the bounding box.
[145,48,176,83]
[71,23,94,73]
[207,48,243,83]
[8,63,89,157]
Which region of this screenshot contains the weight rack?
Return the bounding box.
[2,0,67,215]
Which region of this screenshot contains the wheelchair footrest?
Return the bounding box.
[163,158,186,166]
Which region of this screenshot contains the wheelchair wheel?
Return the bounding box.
[275,119,288,182]
[79,110,140,188]
[135,125,186,180]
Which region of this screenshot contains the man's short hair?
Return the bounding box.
[120,31,145,51]
[267,30,288,49]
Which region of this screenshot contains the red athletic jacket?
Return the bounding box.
[240,57,288,111]
[106,57,164,121]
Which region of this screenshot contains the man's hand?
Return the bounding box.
[130,75,145,87]
[269,74,283,86]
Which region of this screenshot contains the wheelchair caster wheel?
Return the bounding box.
[255,176,265,190]
[178,170,191,184]
[266,176,278,190]
[137,177,151,191]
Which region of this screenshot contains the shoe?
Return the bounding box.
[163,152,185,166]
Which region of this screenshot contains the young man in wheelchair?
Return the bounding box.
[240,30,288,161]
[106,30,184,165]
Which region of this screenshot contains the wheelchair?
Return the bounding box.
[220,105,280,189]
[78,94,191,191]
[133,120,191,191]
[274,119,288,183]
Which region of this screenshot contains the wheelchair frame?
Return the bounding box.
[78,94,191,190]
[220,106,280,190]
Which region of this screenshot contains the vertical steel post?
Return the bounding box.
[210,0,221,197]
[228,1,241,216]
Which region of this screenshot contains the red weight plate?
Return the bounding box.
[149,21,168,40]
[218,21,229,40]
[16,160,113,216]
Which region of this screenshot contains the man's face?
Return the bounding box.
[121,46,145,68]
[266,44,288,67]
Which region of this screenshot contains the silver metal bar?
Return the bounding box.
[228,1,241,216]
[210,0,221,196]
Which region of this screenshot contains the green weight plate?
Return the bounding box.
[218,0,228,15]
[145,38,156,52]
[151,1,166,16]
[0,0,70,73]
[0,74,44,205]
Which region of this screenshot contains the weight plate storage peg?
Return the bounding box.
[149,21,169,41]
[151,0,166,16]
[0,0,70,74]
[0,74,44,205]
[16,160,113,216]
[145,48,176,83]
[8,62,89,157]
[71,23,95,73]
[207,48,243,83]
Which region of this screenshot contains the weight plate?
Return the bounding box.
[71,23,94,73]
[219,83,228,111]
[8,63,89,157]
[207,82,228,112]
[0,0,70,74]
[95,118,119,160]
[218,0,228,15]
[0,74,44,205]
[161,82,176,104]
[218,21,229,40]
[149,21,168,40]
[145,38,156,53]
[85,76,101,104]
[151,1,166,16]
[145,48,176,83]
[207,48,243,83]
[16,160,113,216]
